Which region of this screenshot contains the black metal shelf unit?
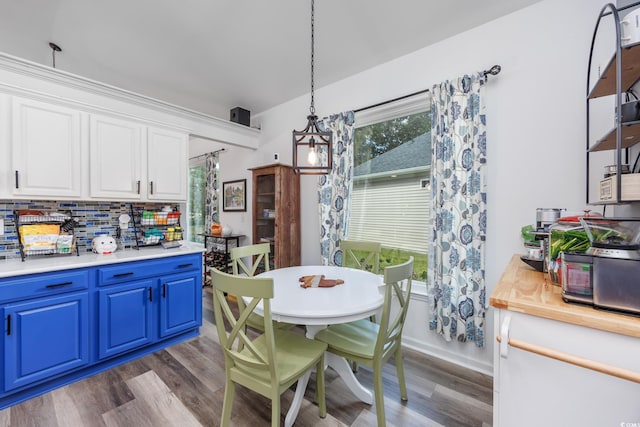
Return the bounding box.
[587,2,640,205]
[201,234,244,286]
[129,205,182,249]
[14,210,79,261]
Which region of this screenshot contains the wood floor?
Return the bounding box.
[0,287,493,426]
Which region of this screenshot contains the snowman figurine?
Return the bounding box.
[92,235,117,255]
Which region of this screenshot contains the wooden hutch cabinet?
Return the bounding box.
[249,164,300,269]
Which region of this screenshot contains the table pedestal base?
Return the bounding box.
[285,350,373,427]
[285,324,374,425]
[286,370,312,427]
[325,353,374,404]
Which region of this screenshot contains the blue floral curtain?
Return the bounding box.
[428,73,487,348]
[205,153,219,233]
[317,111,355,265]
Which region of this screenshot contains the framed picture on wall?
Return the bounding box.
[222,179,247,212]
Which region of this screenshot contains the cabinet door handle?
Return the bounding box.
[150,181,154,195]
[149,287,153,302]
[6,315,10,336]
[45,281,73,289]
[114,272,134,278]
[14,171,19,189]
[162,283,167,298]
[137,180,141,195]
[178,263,193,268]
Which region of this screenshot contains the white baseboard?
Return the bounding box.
[402,335,494,377]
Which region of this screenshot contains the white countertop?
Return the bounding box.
[0,242,205,278]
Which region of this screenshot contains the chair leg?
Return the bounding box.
[221,380,235,427]
[272,392,281,427]
[316,359,326,418]
[373,359,386,427]
[394,347,408,401]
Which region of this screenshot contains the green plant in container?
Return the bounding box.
[549,229,590,260]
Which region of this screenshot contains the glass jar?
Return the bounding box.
[547,216,591,286]
[166,227,175,241]
[157,212,168,225]
[174,226,182,240]
[142,211,154,225]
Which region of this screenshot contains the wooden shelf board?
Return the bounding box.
[589,121,640,151]
[590,199,640,205]
[589,41,640,99]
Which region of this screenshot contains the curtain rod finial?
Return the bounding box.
[485,65,501,76]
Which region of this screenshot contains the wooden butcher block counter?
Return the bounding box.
[490,254,640,338]
[490,255,640,427]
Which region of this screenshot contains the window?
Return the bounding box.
[188,161,206,243]
[350,93,431,282]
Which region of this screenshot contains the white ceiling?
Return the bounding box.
[0,0,542,120]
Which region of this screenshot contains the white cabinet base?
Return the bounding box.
[493,309,640,427]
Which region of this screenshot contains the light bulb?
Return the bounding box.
[308,146,317,165]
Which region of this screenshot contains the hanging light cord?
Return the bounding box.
[309,0,315,116]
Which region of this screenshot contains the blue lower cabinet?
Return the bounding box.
[98,280,154,360]
[159,272,202,338]
[0,252,202,409]
[4,292,89,391]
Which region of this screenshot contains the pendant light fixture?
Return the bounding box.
[292,0,333,175]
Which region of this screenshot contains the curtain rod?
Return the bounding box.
[189,148,226,161]
[353,64,501,114]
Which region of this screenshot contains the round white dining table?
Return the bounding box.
[255,265,384,328]
[253,265,384,426]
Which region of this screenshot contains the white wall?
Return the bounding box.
[251,0,614,374]
[188,135,257,242]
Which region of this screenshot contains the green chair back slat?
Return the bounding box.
[375,258,413,357]
[339,240,381,274]
[229,243,293,331]
[230,242,271,276]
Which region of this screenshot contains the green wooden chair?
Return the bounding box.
[340,239,383,367]
[229,243,292,331]
[211,268,327,427]
[313,257,414,427]
[339,240,381,274]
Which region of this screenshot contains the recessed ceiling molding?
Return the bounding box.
[0,51,260,148]
[0,80,193,134]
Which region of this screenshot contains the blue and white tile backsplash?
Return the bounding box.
[0,200,177,261]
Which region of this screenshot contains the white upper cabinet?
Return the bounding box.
[11,97,82,198]
[89,114,188,202]
[146,127,188,201]
[89,114,144,200]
